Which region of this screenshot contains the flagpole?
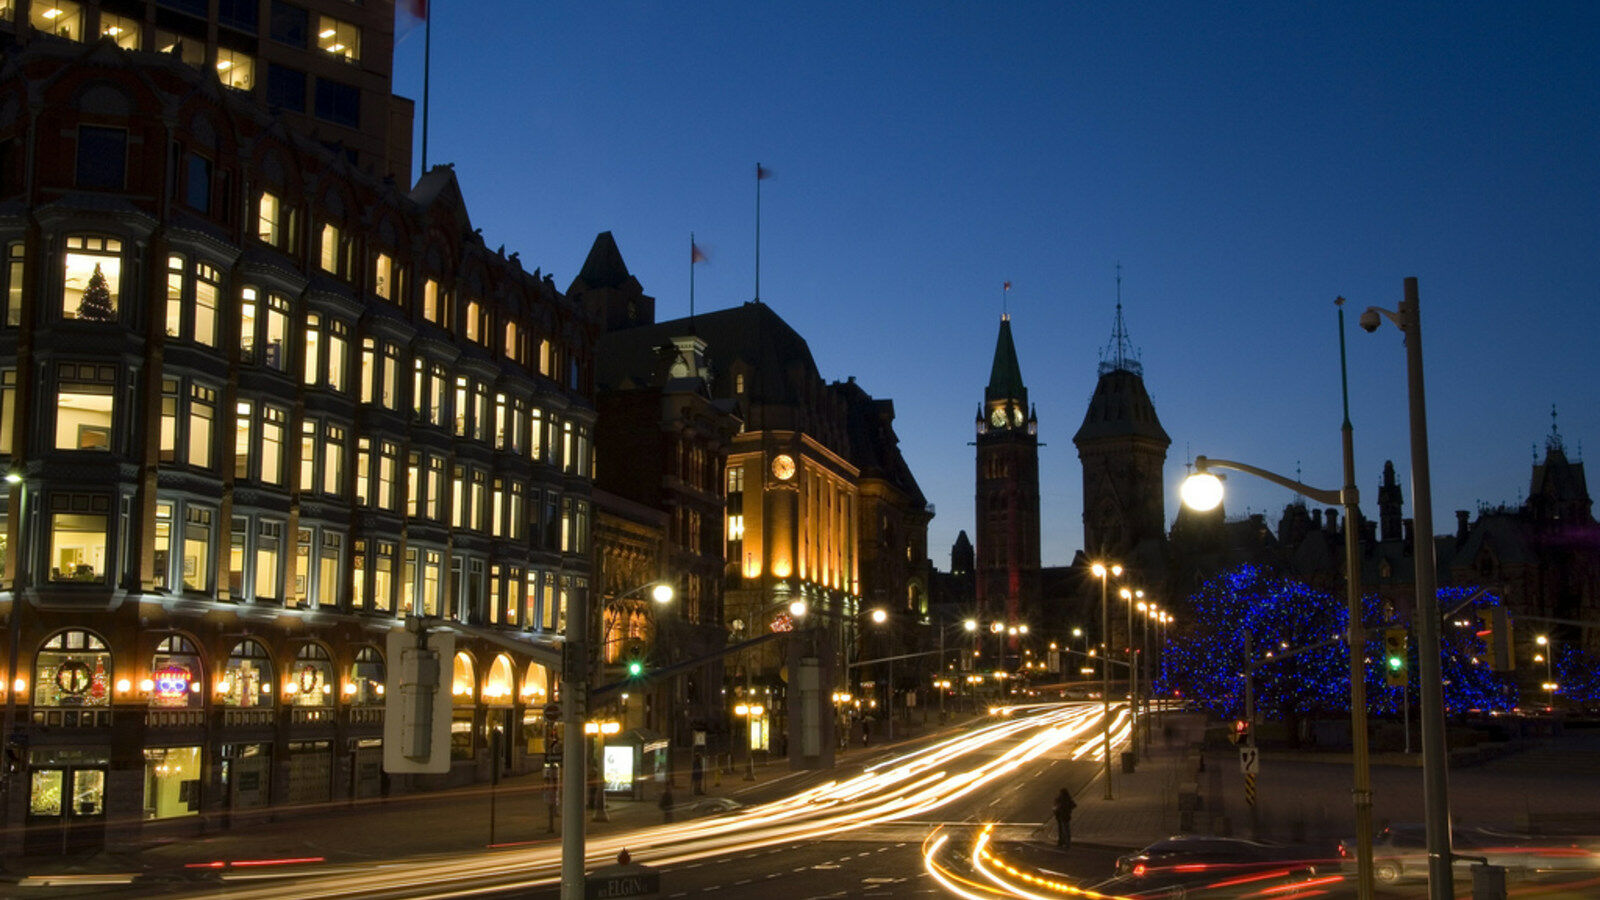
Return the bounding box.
[754,163,762,303]
[420,3,432,178]
[690,232,696,321]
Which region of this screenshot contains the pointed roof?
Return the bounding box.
[1074,301,1168,447]
[574,231,633,291]
[985,314,1028,405]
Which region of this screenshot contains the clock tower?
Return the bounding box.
[974,314,1041,634]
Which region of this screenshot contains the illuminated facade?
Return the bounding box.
[0,40,594,852]
[0,0,413,180]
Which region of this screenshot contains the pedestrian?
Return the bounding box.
[1052,786,1076,849]
[659,783,674,823]
[691,754,705,795]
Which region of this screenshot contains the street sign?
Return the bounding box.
[1238,745,1259,775]
[544,702,562,721]
[584,866,660,899]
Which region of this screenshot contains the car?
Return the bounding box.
[1340,824,1600,884]
[1115,835,1324,879]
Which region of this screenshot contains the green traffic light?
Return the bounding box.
[627,660,644,677]
[1387,656,1404,670]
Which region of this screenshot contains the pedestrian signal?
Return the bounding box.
[1230,719,1250,745]
[1384,627,1408,687]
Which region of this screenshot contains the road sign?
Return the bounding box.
[584,865,660,899]
[1244,772,1257,807]
[544,702,562,721]
[1238,745,1259,775]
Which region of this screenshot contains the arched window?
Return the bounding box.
[149,635,202,708]
[349,646,384,706]
[34,630,111,707]
[220,639,272,708]
[484,654,514,706]
[451,652,475,702]
[289,644,334,707]
[522,662,552,706]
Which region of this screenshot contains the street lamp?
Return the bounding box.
[870,608,893,741]
[1120,586,1144,757]
[1361,278,1452,900]
[1535,635,1556,709]
[1091,561,1121,799]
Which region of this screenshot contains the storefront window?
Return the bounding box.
[33,630,111,708]
[142,747,200,819]
[451,651,474,702]
[522,662,551,705]
[219,639,272,708]
[485,654,514,706]
[289,644,333,707]
[29,770,63,816]
[349,646,383,706]
[149,636,202,709]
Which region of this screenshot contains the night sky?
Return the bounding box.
[393,3,1599,568]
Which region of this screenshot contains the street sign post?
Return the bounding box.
[1238,745,1259,775]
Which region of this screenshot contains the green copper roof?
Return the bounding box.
[985,315,1028,405]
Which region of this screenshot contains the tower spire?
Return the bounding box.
[1099,264,1142,375]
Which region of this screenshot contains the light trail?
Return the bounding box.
[205,701,1120,899]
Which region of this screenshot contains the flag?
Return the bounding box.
[1003,281,1012,291]
[756,163,773,180]
[691,242,707,264]
[397,0,427,38]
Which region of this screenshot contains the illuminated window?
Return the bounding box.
[0,369,16,455]
[316,14,360,62]
[241,289,290,370]
[303,314,321,385]
[153,502,172,590]
[372,546,394,614]
[31,1,83,41]
[216,48,255,90]
[151,29,204,67]
[5,242,24,327]
[464,299,483,343]
[257,192,283,246]
[220,640,272,708]
[290,645,334,707]
[33,630,110,710]
[423,278,440,323]
[63,235,121,320]
[182,506,213,591]
[55,363,115,451]
[351,647,385,704]
[373,253,392,300]
[99,12,138,49]
[261,405,285,485]
[325,319,348,392]
[194,263,219,346]
[318,222,341,274]
[48,494,109,583]
[322,424,345,497]
[504,321,519,360]
[187,382,216,469]
[255,521,282,600]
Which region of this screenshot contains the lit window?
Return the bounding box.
[234,401,253,479]
[194,263,219,346]
[256,521,282,601]
[316,15,360,62]
[326,320,348,391]
[55,363,115,451]
[63,235,121,320]
[34,631,110,710]
[182,506,213,591]
[318,223,341,274]
[216,48,254,90]
[261,406,286,485]
[322,424,345,496]
[151,29,204,67]
[188,383,216,469]
[5,242,24,327]
[99,12,138,49]
[31,1,83,41]
[303,314,321,385]
[373,253,392,300]
[165,256,184,338]
[423,278,440,323]
[0,369,16,455]
[49,495,110,583]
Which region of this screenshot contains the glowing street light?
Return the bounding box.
[1091,561,1121,799]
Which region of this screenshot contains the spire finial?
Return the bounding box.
[1099,264,1142,375]
[1547,404,1566,454]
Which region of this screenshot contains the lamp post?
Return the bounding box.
[1535,635,1556,709]
[1137,599,1154,759]
[1183,449,1374,900]
[1361,279,1451,900]
[1091,561,1121,799]
[870,608,892,740]
[1120,586,1143,757]
[1071,627,1086,681]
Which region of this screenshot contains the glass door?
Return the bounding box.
[25,766,107,854]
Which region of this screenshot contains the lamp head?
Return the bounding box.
[651,583,675,604]
[1359,307,1382,332]
[789,599,808,618]
[870,608,888,624]
[963,618,978,632]
[1180,471,1225,512]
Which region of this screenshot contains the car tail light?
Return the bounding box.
[1133,864,1146,877]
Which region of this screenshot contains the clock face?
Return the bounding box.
[772,453,796,481]
[1012,407,1026,426]
[990,408,1007,427]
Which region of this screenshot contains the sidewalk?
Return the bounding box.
[1059,711,1211,852]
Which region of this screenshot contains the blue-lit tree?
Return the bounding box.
[1156,567,1518,729]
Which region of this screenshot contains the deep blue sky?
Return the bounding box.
[394,3,1599,568]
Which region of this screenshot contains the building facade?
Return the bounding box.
[0,39,595,852]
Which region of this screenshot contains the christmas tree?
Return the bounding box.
[76,264,116,321]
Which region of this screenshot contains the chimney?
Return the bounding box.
[1312,509,1323,529]
[1325,508,1339,534]
[1456,510,1471,542]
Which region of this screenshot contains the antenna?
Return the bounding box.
[1099,263,1142,375]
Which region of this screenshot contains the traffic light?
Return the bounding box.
[626,659,645,678]
[1384,627,1409,687]
[1230,719,1250,745]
